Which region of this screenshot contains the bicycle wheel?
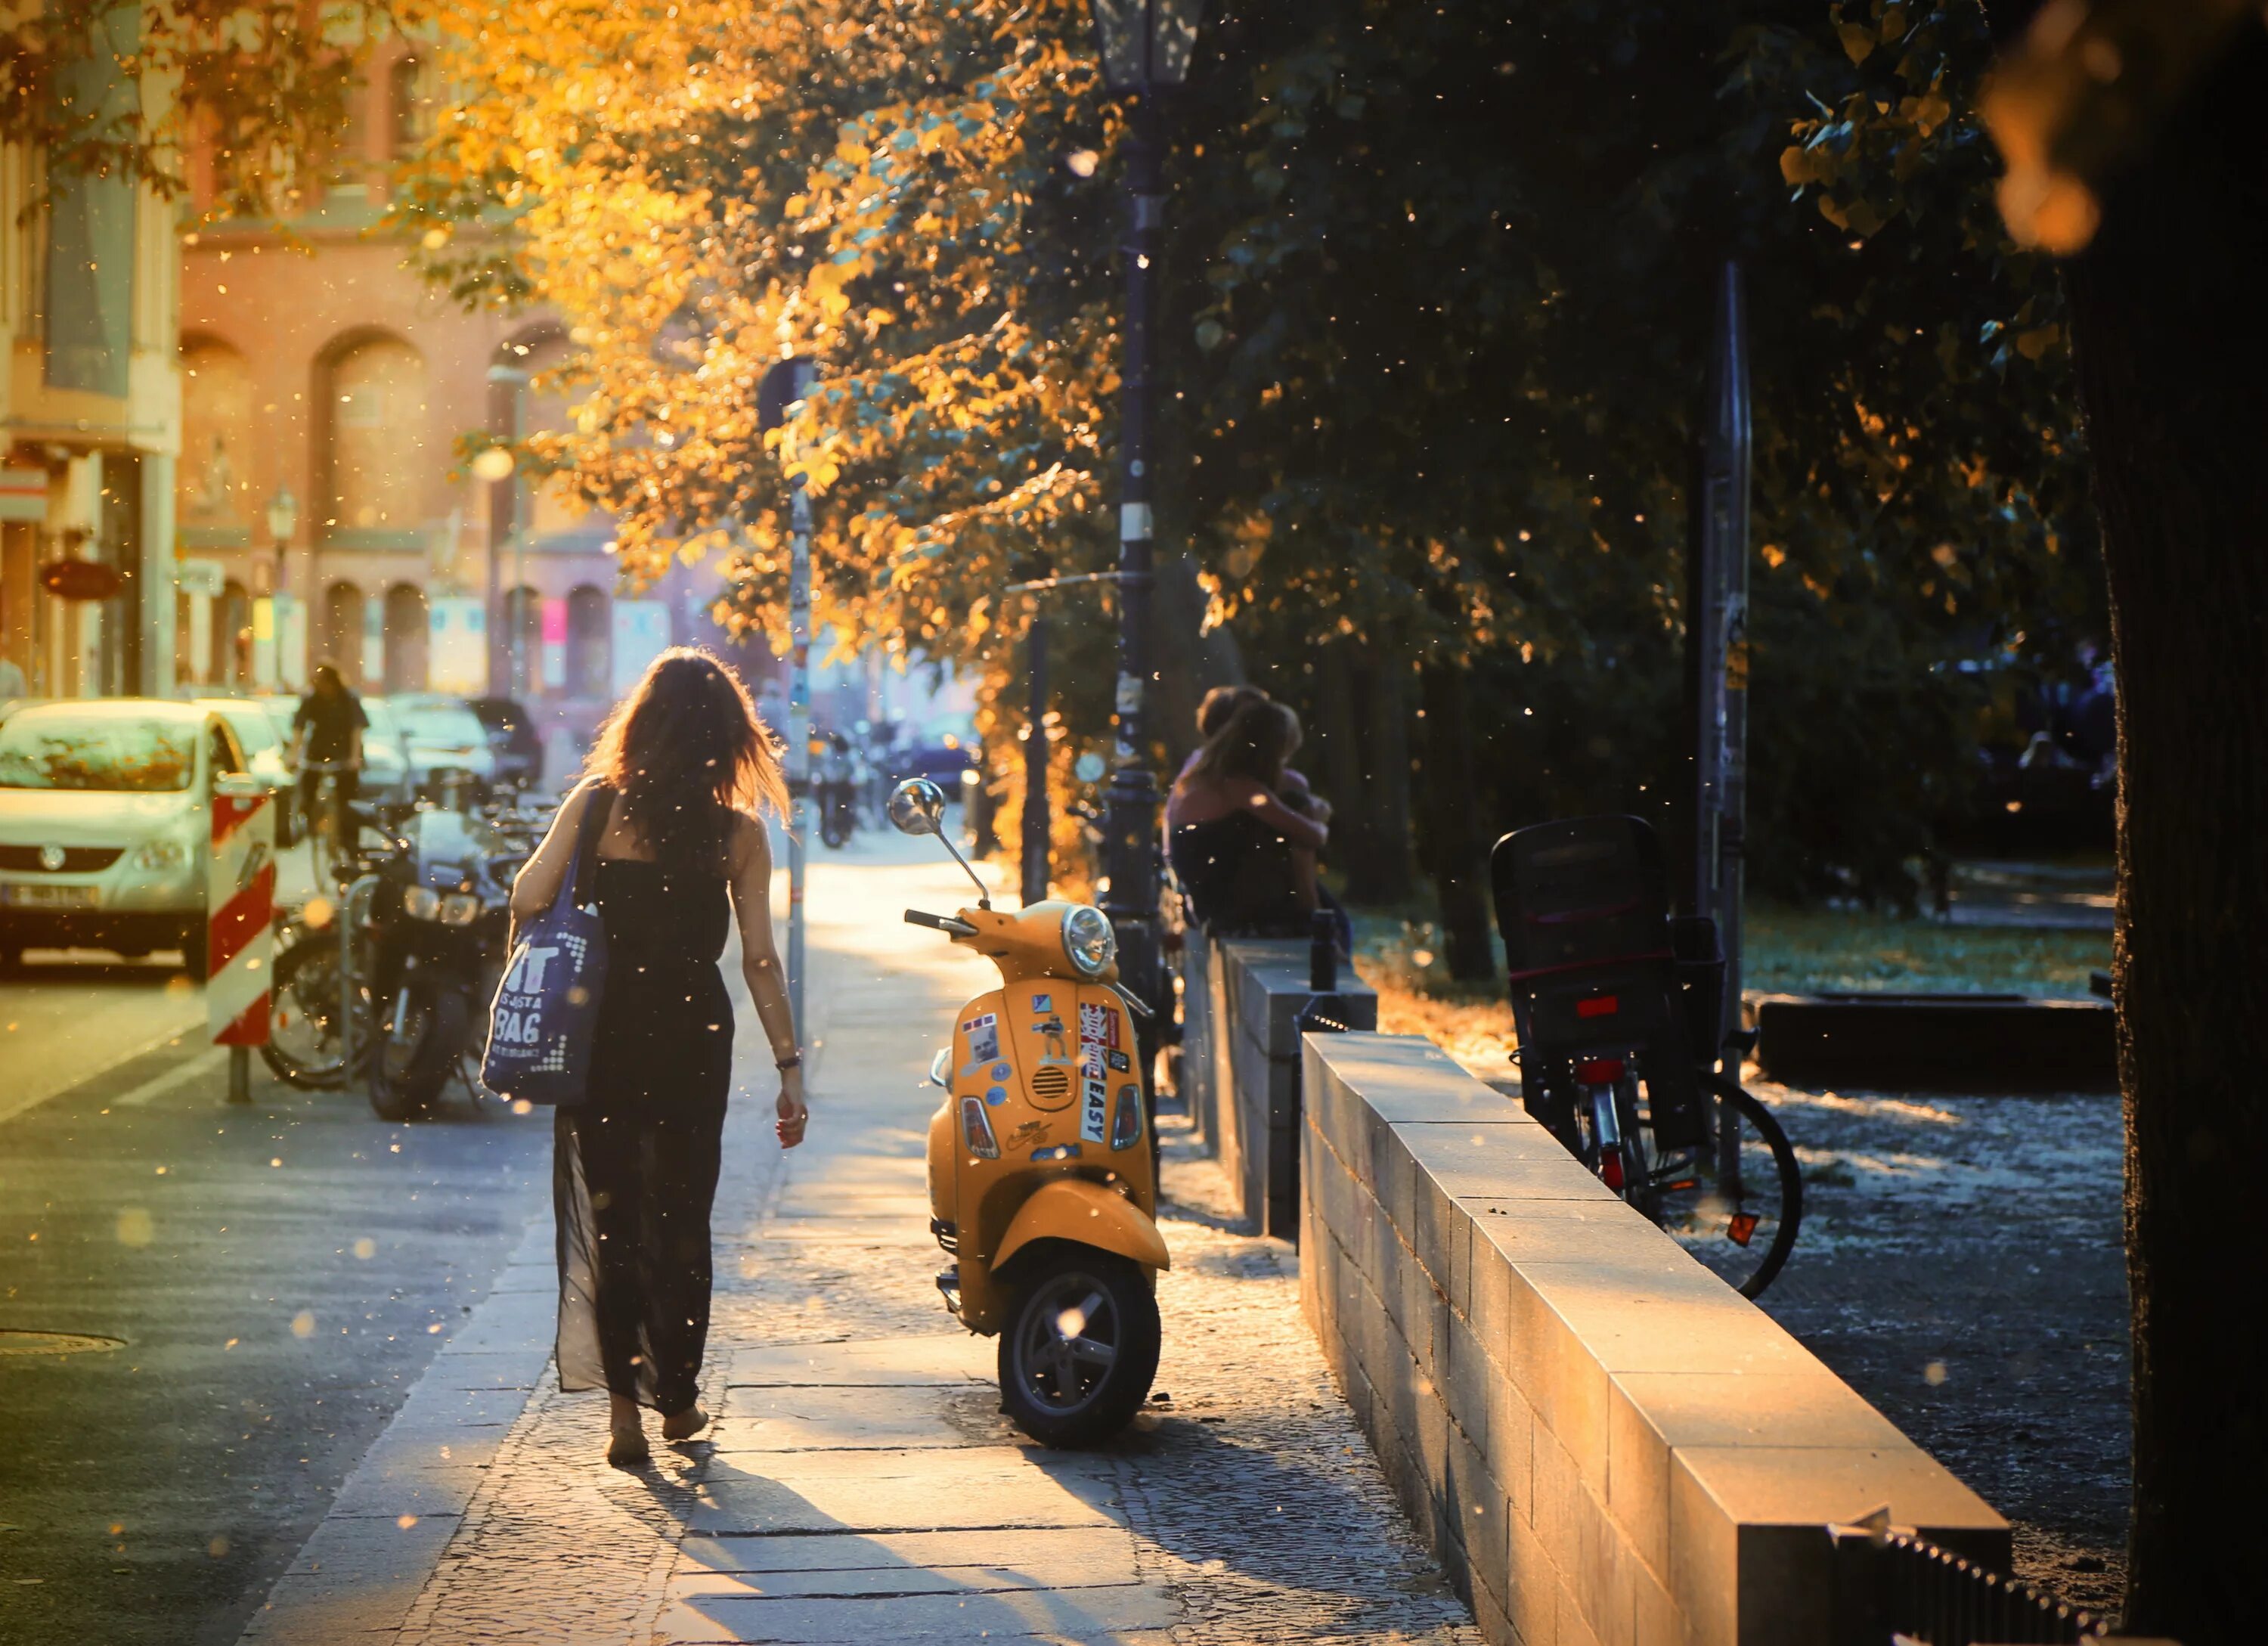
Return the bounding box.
[260,932,353,1090]
[1643,1074,1802,1299]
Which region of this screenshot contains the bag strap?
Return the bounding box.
[561,781,613,912]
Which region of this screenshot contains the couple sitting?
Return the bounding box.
[1167,686,1343,943]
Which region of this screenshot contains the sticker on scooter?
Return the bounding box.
[987,1085,1009,1105]
[1006,1118,1048,1150]
[1108,1049,1130,1073]
[1029,992,1052,1013]
[961,1012,1000,1064]
[1034,1016,1070,1063]
[1078,1000,1120,1050]
[1031,1143,1082,1162]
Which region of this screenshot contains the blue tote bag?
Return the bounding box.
[482,786,612,1106]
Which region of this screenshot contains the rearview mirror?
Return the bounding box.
[887,777,947,837]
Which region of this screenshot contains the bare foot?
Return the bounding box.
[607,1395,649,1467]
[662,1405,709,1442]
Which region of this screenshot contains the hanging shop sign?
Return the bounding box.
[38,559,123,601]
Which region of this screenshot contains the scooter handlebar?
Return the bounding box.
[904,908,980,937]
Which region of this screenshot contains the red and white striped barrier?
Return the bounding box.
[208,780,275,1048]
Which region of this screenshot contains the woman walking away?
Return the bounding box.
[508,648,806,1468]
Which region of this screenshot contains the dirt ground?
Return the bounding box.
[1746,1078,2130,1618]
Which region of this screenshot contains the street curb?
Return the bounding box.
[236,1207,557,1643]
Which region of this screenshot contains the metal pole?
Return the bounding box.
[1101,92,1165,1012]
[227,1045,251,1105]
[787,468,811,1041]
[1021,614,1051,907]
[1712,263,1752,1048]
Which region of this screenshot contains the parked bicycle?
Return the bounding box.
[1492,815,1802,1297]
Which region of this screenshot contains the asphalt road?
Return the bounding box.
[0,972,550,1646]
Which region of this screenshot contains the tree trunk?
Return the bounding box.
[2054,31,2268,1641]
[1312,643,1377,886]
[1419,659,1495,980]
[1148,554,1244,777]
[1352,650,1417,903]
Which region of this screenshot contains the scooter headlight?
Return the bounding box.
[402,885,442,921]
[1061,904,1116,978]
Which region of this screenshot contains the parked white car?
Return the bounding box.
[0,699,250,971]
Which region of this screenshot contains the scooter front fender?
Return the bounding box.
[993,1177,1170,1275]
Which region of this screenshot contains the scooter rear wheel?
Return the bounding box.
[998,1246,1160,1449]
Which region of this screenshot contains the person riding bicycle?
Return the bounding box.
[288,662,367,844]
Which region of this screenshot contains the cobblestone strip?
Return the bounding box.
[380,848,1476,1644]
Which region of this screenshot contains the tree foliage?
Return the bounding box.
[3,0,378,212]
[417,0,2102,913]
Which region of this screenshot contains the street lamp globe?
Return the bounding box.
[1089,0,1204,94]
[265,485,298,546]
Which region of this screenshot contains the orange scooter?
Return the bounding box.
[887,778,1168,1447]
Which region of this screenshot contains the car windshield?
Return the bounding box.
[0,715,198,792]
[402,705,486,746]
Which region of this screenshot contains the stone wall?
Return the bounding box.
[1181,933,1375,1237]
[1299,1031,2009,1646]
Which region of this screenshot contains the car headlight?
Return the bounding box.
[1061,904,1116,978]
[132,836,191,871]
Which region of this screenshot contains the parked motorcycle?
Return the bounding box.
[355,804,524,1121]
[887,777,1168,1447]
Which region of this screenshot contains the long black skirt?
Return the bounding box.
[553,1087,728,1414]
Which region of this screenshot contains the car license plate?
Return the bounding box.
[2,883,100,909]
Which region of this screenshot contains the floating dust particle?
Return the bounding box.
[116,1208,153,1247]
[1924,1360,1948,1386]
[291,1312,315,1338]
[353,1238,376,1259]
[512,1099,532,1115]
[207,1536,229,1558]
[396,1514,418,1529]
[303,897,334,929]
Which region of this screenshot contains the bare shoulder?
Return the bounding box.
[727,808,773,872]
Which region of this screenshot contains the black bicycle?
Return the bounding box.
[1493,816,1802,1298]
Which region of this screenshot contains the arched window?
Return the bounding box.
[322,581,367,689]
[320,334,429,544]
[383,583,429,693]
[178,339,253,538]
[566,585,610,699]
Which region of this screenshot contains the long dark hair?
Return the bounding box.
[584,647,787,868]
[1185,697,1300,791]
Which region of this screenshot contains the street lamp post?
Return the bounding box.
[1088,0,1203,1014]
[759,358,817,1040]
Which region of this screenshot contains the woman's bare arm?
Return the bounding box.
[1243,785,1328,850]
[727,811,808,1148]
[508,779,602,924]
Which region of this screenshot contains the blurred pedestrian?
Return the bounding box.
[287,662,366,839]
[508,648,804,1468]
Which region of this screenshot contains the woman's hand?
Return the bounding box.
[775,1066,809,1149]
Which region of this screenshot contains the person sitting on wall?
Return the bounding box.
[1166,697,1327,938]
[1176,684,1329,825]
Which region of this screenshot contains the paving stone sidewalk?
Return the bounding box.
[243,841,1476,1645]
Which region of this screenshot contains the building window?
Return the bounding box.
[390,57,432,157]
[321,334,429,542]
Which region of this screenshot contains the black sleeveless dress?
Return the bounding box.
[553,851,734,1415]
